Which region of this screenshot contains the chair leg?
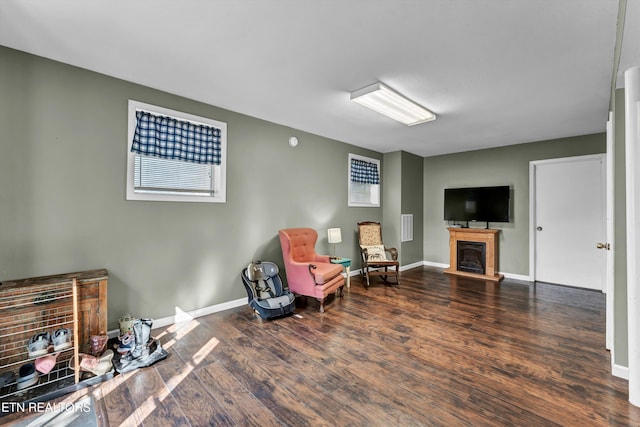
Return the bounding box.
[318,298,325,313]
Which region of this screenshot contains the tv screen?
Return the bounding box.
[444,186,510,223]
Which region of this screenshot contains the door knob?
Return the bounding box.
[596,243,610,250]
[536,226,543,231]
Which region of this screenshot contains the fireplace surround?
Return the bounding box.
[444,228,503,281]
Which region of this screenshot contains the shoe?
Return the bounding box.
[33,290,56,305]
[70,350,114,376]
[52,328,72,351]
[124,318,153,361]
[89,335,109,357]
[116,332,134,354]
[16,363,38,390]
[28,331,52,358]
[113,339,168,374]
[0,371,15,388]
[118,314,136,336]
[35,352,59,375]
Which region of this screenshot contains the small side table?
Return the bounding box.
[331,257,352,288]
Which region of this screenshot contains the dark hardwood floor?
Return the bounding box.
[5,266,640,426]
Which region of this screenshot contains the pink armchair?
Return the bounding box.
[278,228,345,313]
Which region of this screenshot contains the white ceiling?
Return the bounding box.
[618,0,640,89]
[0,0,635,157]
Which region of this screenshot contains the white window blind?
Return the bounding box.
[134,156,214,196]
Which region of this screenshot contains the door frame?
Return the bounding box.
[529,153,608,290]
[606,112,615,352]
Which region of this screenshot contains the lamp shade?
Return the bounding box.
[327,228,342,244]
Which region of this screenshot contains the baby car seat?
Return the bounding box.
[241,261,295,319]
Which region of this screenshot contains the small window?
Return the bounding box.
[126,100,227,203]
[348,153,380,207]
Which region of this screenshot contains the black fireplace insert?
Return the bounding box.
[457,241,486,275]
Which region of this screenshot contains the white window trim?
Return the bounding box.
[348,153,380,208]
[126,100,227,203]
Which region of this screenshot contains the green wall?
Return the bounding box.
[400,151,424,265]
[0,46,382,329]
[423,134,606,276]
[382,151,402,252]
[382,151,424,266]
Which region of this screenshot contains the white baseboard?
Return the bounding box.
[108,297,247,337]
[400,261,427,271]
[423,261,449,269]
[105,262,526,337]
[345,259,531,282]
[613,363,630,380]
[502,272,533,282]
[354,261,440,273]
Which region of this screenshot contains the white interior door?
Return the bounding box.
[531,155,607,290]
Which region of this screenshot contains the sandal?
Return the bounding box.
[35,352,59,375]
[69,350,114,376]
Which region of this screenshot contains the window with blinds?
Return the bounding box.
[126,100,227,203]
[348,153,380,207]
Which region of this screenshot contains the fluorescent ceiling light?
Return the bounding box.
[350,82,436,126]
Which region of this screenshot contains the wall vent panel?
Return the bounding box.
[401,214,413,242]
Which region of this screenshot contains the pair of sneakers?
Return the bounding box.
[27,328,72,358]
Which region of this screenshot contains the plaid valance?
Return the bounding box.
[131,111,222,165]
[350,158,380,184]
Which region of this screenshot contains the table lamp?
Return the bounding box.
[328,228,342,257]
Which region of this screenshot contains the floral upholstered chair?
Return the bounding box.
[357,221,399,288]
[278,228,345,312]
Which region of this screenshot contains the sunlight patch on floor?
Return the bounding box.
[122,394,157,426]
[192,336,220,366]
[163,362,195,392]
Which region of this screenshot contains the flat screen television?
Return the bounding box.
[444,186,510,223]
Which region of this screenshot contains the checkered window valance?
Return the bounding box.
[131,110,222,165]
[350,158,380,184]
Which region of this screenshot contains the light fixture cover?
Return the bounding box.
[327,228,342,244]
[350,82,436,126]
